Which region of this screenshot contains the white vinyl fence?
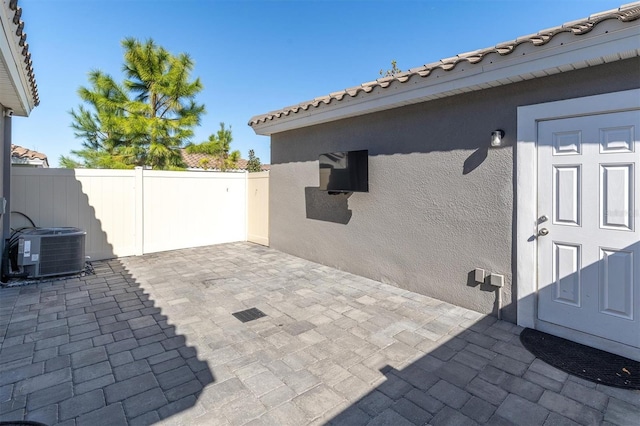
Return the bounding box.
[247,171,269,247]
[10,167,269,260]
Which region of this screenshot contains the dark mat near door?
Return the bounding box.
[520,328,640,390]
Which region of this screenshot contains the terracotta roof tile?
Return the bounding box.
[249,3,639,128]
[7,0,39,107]
[11,144,48,166]
[180,149,269,171]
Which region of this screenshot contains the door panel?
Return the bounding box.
[599,248,633,319]
[554,166,581,225]
[537,110,639,349]
[600,164,633,230]
[553,242,581,306]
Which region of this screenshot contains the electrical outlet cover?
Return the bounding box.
[490,273,504,288]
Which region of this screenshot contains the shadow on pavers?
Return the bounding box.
[326,320,507,426]
[326,309,638,425]
[0,258,214,425]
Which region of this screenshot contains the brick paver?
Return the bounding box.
[0,242,638,425]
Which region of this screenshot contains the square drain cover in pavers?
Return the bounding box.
[232,307,267,323]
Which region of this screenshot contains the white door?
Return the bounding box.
[537,110,640,350]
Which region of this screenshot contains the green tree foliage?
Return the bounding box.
[185,122,240,171]
[62,38,205,169]
[246,149,262,173]
[379,60,402,78]
[58,155,82,169]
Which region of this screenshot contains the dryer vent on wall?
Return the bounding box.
[13,227,86,278]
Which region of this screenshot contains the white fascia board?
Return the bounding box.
[0,5,32,116]
[252,23,640,136]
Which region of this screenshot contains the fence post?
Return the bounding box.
[134,167,144,255]
[244,170,249,242]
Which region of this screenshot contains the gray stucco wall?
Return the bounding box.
[269,58,640,323]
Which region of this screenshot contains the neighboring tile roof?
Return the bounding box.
[249,3,640,129]
[6,0,39,107]
[180,149,269,171]
[11,144,48,166]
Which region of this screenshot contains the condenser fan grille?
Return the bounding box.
[38,234,86,276]
[12,227,87,278]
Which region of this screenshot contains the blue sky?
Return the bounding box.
[15,0,626,167]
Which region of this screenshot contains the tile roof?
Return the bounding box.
[249,3,640,129]
[11,144,48,166]
[6,0,39,108]
[180,149,269,171]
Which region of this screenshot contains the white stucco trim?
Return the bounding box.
[516,88,640,329]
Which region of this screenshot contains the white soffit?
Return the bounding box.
[249,7,640,136]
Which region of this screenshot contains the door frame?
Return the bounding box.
[516,88,640,359]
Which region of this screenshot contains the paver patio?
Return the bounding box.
[0,242,638,425]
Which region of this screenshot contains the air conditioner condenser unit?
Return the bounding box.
[14,227,86,278]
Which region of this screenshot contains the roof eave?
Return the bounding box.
[11,157,47,166]
[249,15,639,136]
[0,1,38,116]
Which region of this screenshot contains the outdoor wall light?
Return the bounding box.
[491,129,505,147]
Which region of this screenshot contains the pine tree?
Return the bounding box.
[379,60,402,78]
[64,38,205,169]
[246,149,262,173]
[185,122,240,171]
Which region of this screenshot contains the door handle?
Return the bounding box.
[538,228,549,236]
